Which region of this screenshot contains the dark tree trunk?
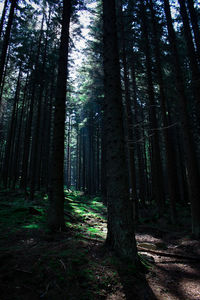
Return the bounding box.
[103,0,137,261]
[12,74,29,188]
[129,56,148,207]
[178,0,200,121]
[140,0,165,216]
[30,17,49,200]
[186,0,200,62]
[100,114,107,202]
[117,0,138,217]
[66,115,71,189]
[0,0,9,39]
[20,15,44,191]
[96,123,100,193]
[149,0,178,223]
[2,68,21,188]
[163,0,200,238]
[82,128,86,191]
[75,125,80,190]
[48,0,71,231]
[0,0,17,88]
[42,68,55,192]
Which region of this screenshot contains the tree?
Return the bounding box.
[186,0,200,62]
[163,0,200,238]
[102,0,138,261]
[0,0,18,93]
[139,0,165,216]
[0,0,9,39]
[48,0,72,231]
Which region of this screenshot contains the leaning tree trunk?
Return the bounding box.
[48,0,71,231]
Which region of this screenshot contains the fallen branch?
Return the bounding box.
[15,268,32,274]
[138,247,200,262]
[40,282,51,298]
[59,259,66,271]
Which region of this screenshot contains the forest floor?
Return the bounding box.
[0,191,200,300]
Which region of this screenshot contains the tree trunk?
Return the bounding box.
[178,0,200,122]
[103,0,137,261]
[0,0,9,39]
[48,0,71,231]
[30,15,49,200]
[163,0,200,238]
[186,0,200,62]
[149,0,178,223]
[140,0,165,216]
[117,0,138,218]
[0,0,17,88]
[66,115,71,189]
[20,15,44,191]
[12,74,29,188]
[2,68,21,188]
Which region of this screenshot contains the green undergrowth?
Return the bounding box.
[65,192,107,240]
[0,189,107,241]
[0,194,46,234]
[0,189,158,299]
[0,189,126,300]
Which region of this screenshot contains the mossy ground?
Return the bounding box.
[1,190,197,300]
[0,190,151,300]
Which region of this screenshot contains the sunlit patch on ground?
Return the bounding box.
[0,191,200,300]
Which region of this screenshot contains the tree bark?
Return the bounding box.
[178,0,200,122]
[48,0,71,231]
[186,0,200,62]
[149,0,178,223]
[103,0,137,261]
[0,0,17,89]
[140,0,165,216]
[163,0,200,238]
[0,0,9,39]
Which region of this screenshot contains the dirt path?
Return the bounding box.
[136,228,200,300]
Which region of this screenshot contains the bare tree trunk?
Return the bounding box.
[2,68,21,188]
[20,15,44,191]
[0,0,9,39]
[48,0,71,231]
[186,0,200,62]
[103,0,137,260]
[163,0,200,238]
[178,0,200,123]
[149,0,178,223]
[0,0,17,89]
[66,115,71,189]
[140,0,165,216]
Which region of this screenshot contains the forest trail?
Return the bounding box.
[0,191,200,300]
